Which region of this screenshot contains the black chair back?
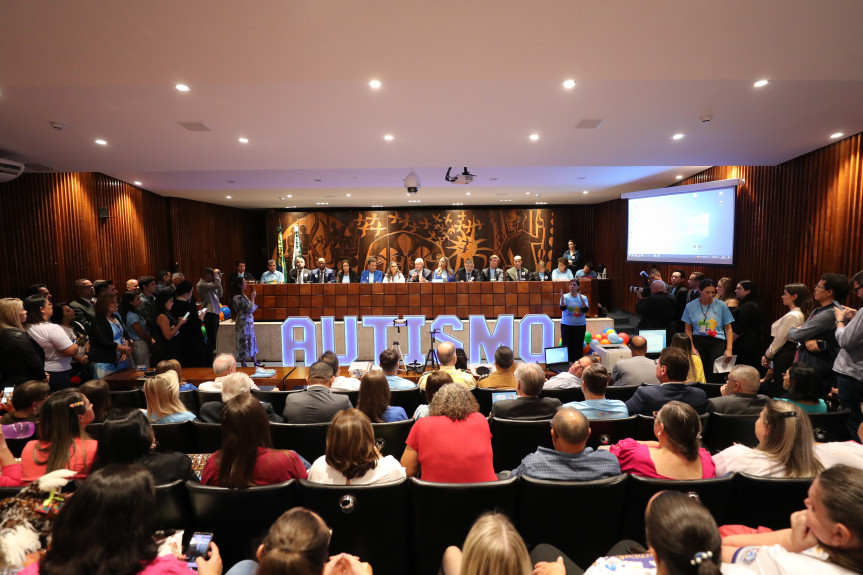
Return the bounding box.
[251,389,301,416]
[389,388,421,417]
[154,479,193,532]
[725,473,812,529]
[333,390,358,406]
[371,419,414,460]
[703,413,758,452]
[586,416,640,449]
[0,486,24,501]
[270,422,330,462]
[693,382,724,398]
[152,420,196,453]
[192,421,222,454]
[605,384,642,402]
[109,389,145,409]
[540,387,585,404]
[178,390,199,415]
[186,479,298,568]
[299,479,409,575]
[409,476,520,575]
[623,474,736,542]
[490,417,553,472]
[472,388,515,416]
[808,410,852,442]
[518,474,628,568]
[197,390,222,405]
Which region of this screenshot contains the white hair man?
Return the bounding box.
[198,354,258,392]
[199,371,282,423]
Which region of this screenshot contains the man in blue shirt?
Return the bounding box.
[379,348,416,390]
[511,407,621,481]
[574,262,598,279]
[360,257,383,283]
[564,364,628,419]
[260,259,285,284]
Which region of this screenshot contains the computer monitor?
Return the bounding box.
[544,346,569,366]
[637,329,667,354]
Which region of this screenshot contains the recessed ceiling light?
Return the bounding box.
[384,134,394,141]
[346,193,352,197]
[583,191,589,195]
[371,205,383,208]
[535,201,547,205]
[175,84,190,92]
[369,80,382,89]
[226,195,232,199]
[499,199,512,202]
[285,206,296,209]
[452,202,463,206]
[316,202,329,205]
[529,134,540,141]
[753,79,769,88]
[830,132,844,139]
[675,175,683,180]
[94,139,107,146]
[525,192,531,195]
[562,79,576,89]
[238,137,249,144]
[287,194,293,198]
[465,192,471,196]
[133,181,142,186]
[671,133,685,140]
[408,200,421,203]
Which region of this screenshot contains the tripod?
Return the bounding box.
[422,328,440,372]
[391,319,408,374]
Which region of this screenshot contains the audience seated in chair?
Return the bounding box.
[625,347,708,416]
[378,348,416,390]
[199,372,282,423]
[418,342,477,390]
[610,335,659,386]
[511,407,621,482]
[543,356,594,390]
[319,350,361,392]
[489,363,561,421]
[0,379,49,425]
[356,372,407,423]
[283,361,352,423]
[563,364,629,419]
[442,512,531,575]
[707,365,770,415]
[476,346,518,389]
[198,353,258,393]
[143,370,196,424]
[413,371,452,419]
[78,379,111,424]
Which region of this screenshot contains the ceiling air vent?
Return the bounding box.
[178,122,211,132]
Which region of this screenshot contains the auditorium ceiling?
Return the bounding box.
[1,1,862,209]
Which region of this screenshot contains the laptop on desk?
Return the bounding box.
[544,346,571,374]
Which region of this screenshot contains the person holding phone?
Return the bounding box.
[153,290,187,365]
[233,277,260,368]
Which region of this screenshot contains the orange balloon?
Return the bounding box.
[600,338,610,345]
[583,345,591,354]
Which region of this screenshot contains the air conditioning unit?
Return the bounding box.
[0,158,25,183]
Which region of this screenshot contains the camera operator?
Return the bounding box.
[636,279,675,341]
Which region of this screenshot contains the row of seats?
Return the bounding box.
[133,472,815,574]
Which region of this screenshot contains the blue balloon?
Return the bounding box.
[220,305,231,319]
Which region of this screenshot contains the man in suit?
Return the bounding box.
[288,257,313,284]
[489,362,561,420]
[667,270,689,332]
[282,361,352,423]
[455,258,483,282]
[636,280,676,339]
[625,347,708,415]
[611,336,660,386]
[69,278,96,329]
[505,255,530,281]
[310,257,335,283]
[686,272,705,303]
[408,258,432,283]
[483,254,505,282]
[360,257,383,283]
[707,365,770,415]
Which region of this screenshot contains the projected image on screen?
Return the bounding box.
[626,184,736,265]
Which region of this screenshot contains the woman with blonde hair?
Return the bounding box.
[0,297,46,387]
[432,256,456,282]
[143,370,196,424]
[716,277,739,309]
[307,408,405,485]
[668,332,706,384]
[714,400,823,478]
[382,261,405,283]
[443,512,531,575]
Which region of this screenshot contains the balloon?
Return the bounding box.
[609,334,620,344]
[619,332,629,344]
[583,345,591,354]
[584,332,593,344]
[220,305,231,320]
[219,311,224,321]
[604,328,613,334]
[600,338,610,345]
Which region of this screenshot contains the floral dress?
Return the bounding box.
[233,294,258,360]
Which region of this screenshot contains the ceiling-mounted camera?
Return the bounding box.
[404,169,421,194]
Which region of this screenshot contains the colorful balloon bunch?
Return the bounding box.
[583,328,630,354]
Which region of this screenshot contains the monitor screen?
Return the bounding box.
[638,330,667,354]
[544,346,569,365]
[491,391,519,403]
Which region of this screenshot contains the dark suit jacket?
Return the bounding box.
[87,315,129,364]
[0,329,45,387]
[625,383,708,415]
[407,268,432,282]
[70,298,96,329]
[636,293,676,334]
[506,267,531,281]
[288,269,313,284]
[200,400,283,423]
[282,386,352,423]
[336,270,358,284]
[706,393,771,416]
[456,268,484,282]
[489,396,562,420]
[310,268,335,283]
[483,267,505,282]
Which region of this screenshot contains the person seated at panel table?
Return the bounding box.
[505,255,530,281]
[310,257,335,283]
[551,257,574,281]
[408,257,432,283]
[260,259,285,284]
[477,345,517,389]
[432,256,456,282]
[336,259,358,284]
[288,257,313,284]
[382,261,406,283]
[359,256,383,283]
[575,261,598,279]
[482,254,505,282]
[531,260,552,281]
[456,258,483,282]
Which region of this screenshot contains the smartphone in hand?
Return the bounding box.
[185,532,213,571]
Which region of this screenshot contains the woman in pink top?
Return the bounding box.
[610,401,716,479]
[402,383,497,483]
[19,463,222,575]
[20,389,98,483]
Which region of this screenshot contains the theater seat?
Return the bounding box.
[371,420,414,460]
[299,478,409,575]
[191,421,222,454]
[197,390,222,405]
[540,388,585,404]
[605,384,643,402]
[586,416,640,450]
[389,388,421,417]
[808,410,852,442]
[186,479,298,569]
[490,417,554,472]
[703,413,758,453]
[725,473,812,530]
[332,390,358,406]
[251,389,302,416]
[409,476,520,575]
[109,389,145,409]
[517,474,628,568]
[270,422,329,462]
[152,420,196,453]
[473,388,514,416]
[623,474,736,542]
[178,390,199,415]
[693,382,724,398]
[154,479,193,532]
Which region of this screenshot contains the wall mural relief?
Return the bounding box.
[269,208,555,272]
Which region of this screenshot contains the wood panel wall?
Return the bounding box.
[589,133,863,331]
